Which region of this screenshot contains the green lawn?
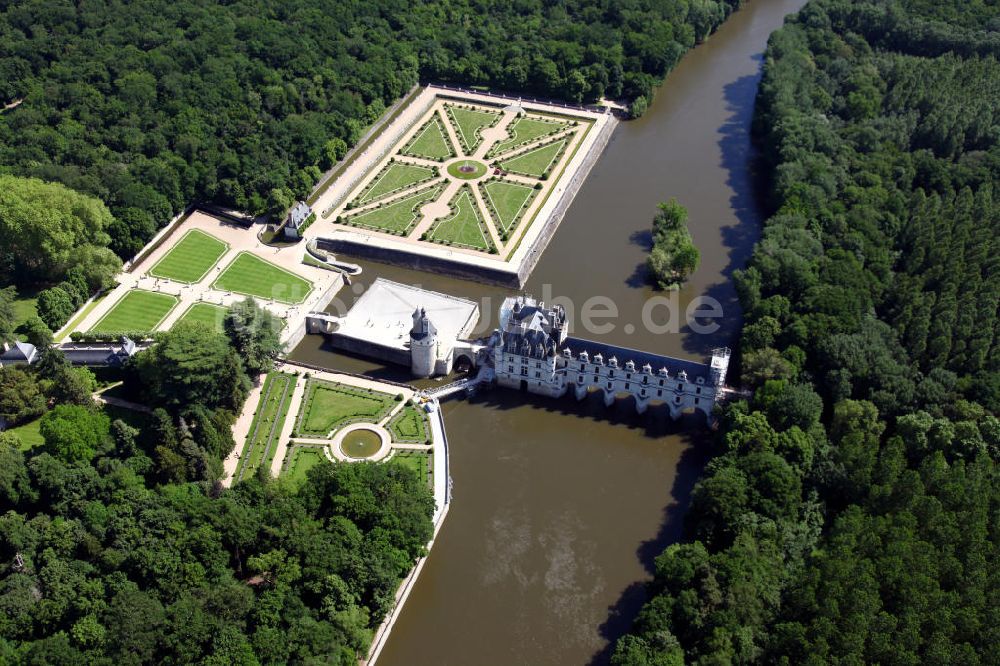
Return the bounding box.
[176,302,227,331]
[12,291,38,325]
[61,292,108,336]
[213,252,312,304]
[500,138,566,178]
[92,290,178,332]
[343,183,442,235]
[390,451,432,487]
[481,180,536,234]
[296,379,396,437]
[6,417,43,450]
[400,114,455,160]
[149,229,229,283]
[489,116,568,157]
[236,371,296,482]
[4,402,150,452]
[446,105,500,154]
[427,187,492,251]
[388,405,430,443]
[356,162,436,205]
[283,445,331,486]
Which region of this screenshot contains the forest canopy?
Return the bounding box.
[0,0,744,261]
[615,0,1000,664]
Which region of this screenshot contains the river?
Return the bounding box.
[291,0,807,662]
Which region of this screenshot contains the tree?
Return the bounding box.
[19,316,53,348]
[224,297,284,376]
[0,175,117,285]
[0,366,45,425]
[47,367,97,407]
[36,287,75,331]
[0,286,17,345]
[130,322,249,411]
[39,404,110,462]
[647,199,700,289]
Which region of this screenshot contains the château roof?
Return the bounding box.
[560,336,711,382]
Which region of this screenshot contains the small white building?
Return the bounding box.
[282,201,313,239]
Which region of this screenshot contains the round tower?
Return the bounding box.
[410,307,437,378]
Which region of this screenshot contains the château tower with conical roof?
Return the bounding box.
[410,307,437,378]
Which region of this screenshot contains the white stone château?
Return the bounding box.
[489,295,731,421]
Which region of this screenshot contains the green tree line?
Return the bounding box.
[0,0,745,262]
[614,1,999,664]
[0,300,434,662]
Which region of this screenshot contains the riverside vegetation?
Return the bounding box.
[614,1,1000,664]
[0,294,434,662]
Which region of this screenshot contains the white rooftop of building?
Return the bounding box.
[335,278,479,354]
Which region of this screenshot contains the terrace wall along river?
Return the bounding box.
[291,0,809,663]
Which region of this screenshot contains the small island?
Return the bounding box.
[646,198,699,290]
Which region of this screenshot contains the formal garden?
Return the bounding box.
[399,112,456,161]
[487,114,570,157]
[424,186,494,252]
[355,161,438,205]
[295,378,398,437]
[480,179,537,236]
[390,451,432,487]
[444,103,501,154]
[235,371,296,482]
[148,229,229,283]
[341,183,444,236]
[499,137,567,178]
[92,289,178,332]
[213,251,313,304]
[388,404,430,443]
[326,92,597,259]
[176,302,228,331]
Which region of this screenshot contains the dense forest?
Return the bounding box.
[0,306,434,662]
[614,1,1000,664]
[0,0,744,264]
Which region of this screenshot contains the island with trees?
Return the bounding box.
[646,198,700,290]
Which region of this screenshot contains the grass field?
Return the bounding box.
[446,104,500,154]
[283,445,331,486]
[500,139,566,178]
[427,187,492,251]
[388,405,429,443]
[296,379,397,437]
[176,302,227,331]
[92,290,178,332]
[390,451,432,487]
[344,184,442,235]
[400,114,455,160]
[357,162,436,205]
[490,116,568,156]
[6,417,43,450]
[481,180,536,233]
[149,229,229,283]
[236,371,296,482]
[213,252,312,304]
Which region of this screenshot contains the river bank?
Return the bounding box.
[293,0,808,663]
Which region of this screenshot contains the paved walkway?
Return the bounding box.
[267,370,307,477]
[222,372,267,484]
[92,382,153,414]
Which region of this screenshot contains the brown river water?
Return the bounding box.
[291,0,807,662]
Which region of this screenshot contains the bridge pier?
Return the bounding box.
[603,390,616,407]
[574,384,587,401]
[634,398,649,415]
